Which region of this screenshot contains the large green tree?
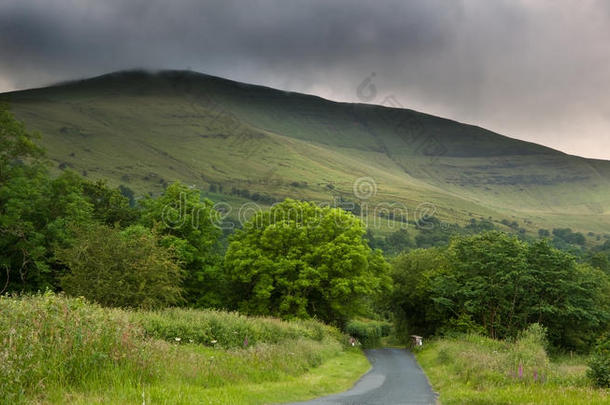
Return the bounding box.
[224,199,391,325]
[0,104,98,292]
[139,182,222,307]
[390,247,448,337]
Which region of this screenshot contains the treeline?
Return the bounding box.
[370,216,609,266]
[388,232,610,351]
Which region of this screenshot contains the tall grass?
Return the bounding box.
[130,307,344,348]
[1,293,356,404]
[0,292,154,404]
[431,324,550,388]
[417,324,610,404]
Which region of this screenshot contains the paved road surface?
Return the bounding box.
[290,348,437,405]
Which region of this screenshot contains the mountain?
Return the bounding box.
[2,70,610,233]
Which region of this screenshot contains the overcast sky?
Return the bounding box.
[1,0,609,160]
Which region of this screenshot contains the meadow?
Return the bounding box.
[416,327,610,405]
[0,293,369,405]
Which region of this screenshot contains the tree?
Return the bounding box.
[0,104,44,186]
[589,252,610,274]
[0,106,100,293]
[389,231,610,349]
[1,168,95,292]
[139,182,222,307]
[390,248,448,338]
[81,179,138,226]
[224,199,391,325]
[442,232,529,339]
[58,224,183,308]
[384,228,414,256]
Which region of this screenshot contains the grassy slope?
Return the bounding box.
[3,70,610,233]
[1,294,369,405]
[416,335,610,405]
[55,349,369,405]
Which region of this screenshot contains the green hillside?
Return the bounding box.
[2,70,610,233]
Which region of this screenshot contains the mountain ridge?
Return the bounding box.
[2,69,609,233]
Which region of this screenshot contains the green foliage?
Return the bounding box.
[444,232,530,339]
[589,252,610,274]
[81,179,139,226]
[383,228,414,256]
[390,247,448,338]
[130,307,344,348]
[58,224,183,309]
[0,292,154,403]
[139,182,223,307]
[553,228,586,246]
[0,169,95,292]
[0,105,145,294]
[390,231,610,350]
[588,335,610,388]
[224,199,391,324]
[0,103,44,185]
[509,324,550,371]
[345,319,392,348]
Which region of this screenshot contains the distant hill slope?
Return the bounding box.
[2,70,610,232]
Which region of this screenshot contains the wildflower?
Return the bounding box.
[518,363,523,379]
[175,337,181,342]
[211,340,218,344]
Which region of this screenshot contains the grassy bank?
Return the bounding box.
[415,327,610,404]
[1,293,369,404]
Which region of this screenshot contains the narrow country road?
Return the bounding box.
[290,348,437,405]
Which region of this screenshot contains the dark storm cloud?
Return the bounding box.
[1,0,609,159]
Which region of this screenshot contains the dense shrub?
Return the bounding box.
[58,224,183,309]
[345,319,392,348]
[588,335,610,387]
[130,307,344,348]
[0,293,154,403]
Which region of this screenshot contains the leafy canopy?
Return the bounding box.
[224,199,391,325]
[391,231,610,350]
[139,182,222,307]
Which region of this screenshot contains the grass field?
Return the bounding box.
[416,332,610,404]
[0,293,370,405]
[2,70,610,235]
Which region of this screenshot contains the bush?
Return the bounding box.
[588,336,610,387]
[130,307,344,348]
[0,292,154,403]
[508,324,549,374]
[58,224,183,309]
[346,319,392,348]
